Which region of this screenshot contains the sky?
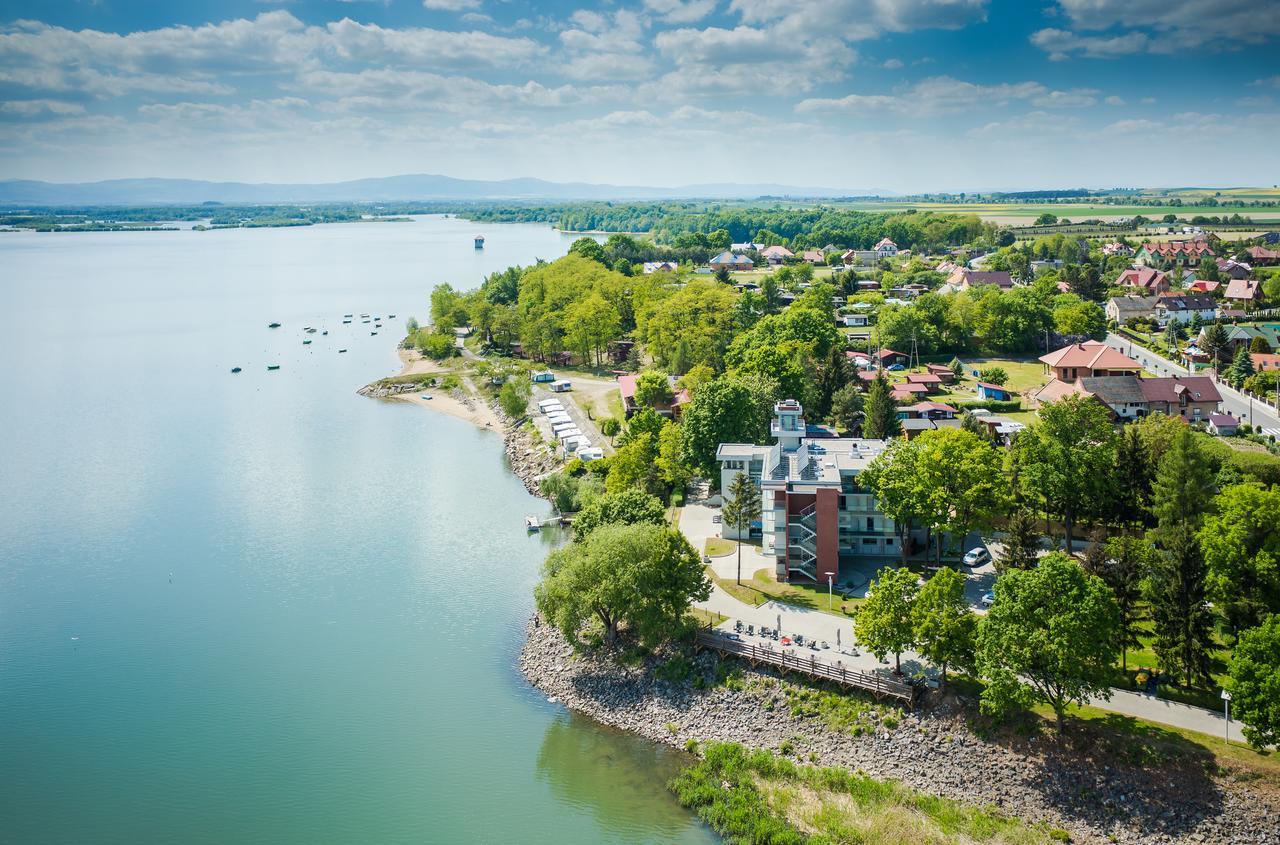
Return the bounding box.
[0,0,1278,193]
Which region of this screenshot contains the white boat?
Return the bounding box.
[524,515,540,531]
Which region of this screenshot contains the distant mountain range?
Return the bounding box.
[0,174,892,206]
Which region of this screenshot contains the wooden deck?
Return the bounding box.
[695,629,916,706]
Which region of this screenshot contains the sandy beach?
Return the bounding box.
[382,347,505,429]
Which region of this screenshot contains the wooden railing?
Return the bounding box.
[695,630,916,706]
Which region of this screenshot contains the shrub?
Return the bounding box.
[498,379,531,418]
[956,399,1022,413]
[417,331,457,360]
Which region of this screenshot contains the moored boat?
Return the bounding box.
[267,364,281,371]
[231,367,242,373]
[524,515,539,531]
[268,322,281,329]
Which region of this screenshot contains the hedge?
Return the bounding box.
[955,399,1023,413]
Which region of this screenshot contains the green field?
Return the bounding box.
[830,201,1280,225]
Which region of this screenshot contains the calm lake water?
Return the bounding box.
[0,217,716,844]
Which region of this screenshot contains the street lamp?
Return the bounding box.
[827,574,833,610]
[1222,689,1232,742]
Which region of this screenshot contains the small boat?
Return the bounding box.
[338,349,347,353]
[303,339,312,345]
[322,330,328,336]
[231,367,242,374]
[524,515,540,531]
[420,394,433,400]
[268,322,281,329]
[388,314,396,318]
[343,313,353,318]
[343,319,352,324]
[267,365,281,371]
[370,331,378,336]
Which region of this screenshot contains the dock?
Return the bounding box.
[695,629,916,706]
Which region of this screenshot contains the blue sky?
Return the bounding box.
[1,0,1277,192]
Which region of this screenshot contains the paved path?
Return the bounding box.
[1106,332,1280,434]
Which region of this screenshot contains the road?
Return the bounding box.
[1105,332,1280,435]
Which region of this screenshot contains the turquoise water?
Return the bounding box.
[0,218,715,844]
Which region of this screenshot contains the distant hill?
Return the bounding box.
[0,174,892,206]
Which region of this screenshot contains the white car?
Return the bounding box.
[962,547,990,567]
[980,591,995,608]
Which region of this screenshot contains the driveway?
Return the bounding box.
[679,501,774,580]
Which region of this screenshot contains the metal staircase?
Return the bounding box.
[789,504,818,581]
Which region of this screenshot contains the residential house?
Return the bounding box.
[1253,353,1280,371]
[642,260,678,274]
[1216,258,1253,280]
[1225,278,1263,305]
[1116,266,1170,294]
[709,251,754,271]
[617,373,689,419]
[1035,375,1221,422]
[873,238,898,258]
[890,283,930,299]
[846,350,874,370]
[904,372,943,393]
[1038,340,1142,382]
[801,250,825,265]
[1198,324,1280,354]
[716,400,903,583]
[1245,246,1280,266]
[839,312,871,328]
[731,242,764,252]
[1105,295,1155,324]
[1138,376,1222,421]
[842,249,880,266]
[1102,242,1133,257]
[876,348,909,368]
[761,245,794,265]
[1135,239,1215,269]
[942,268,1016,293]
[1186,279,1221,295]
[1208,414,1240,436]
[925,363,957,383]
[890,383,929,403]
[976,382,1012,401]
[1154,294,1217,326]
[899,401,957,420]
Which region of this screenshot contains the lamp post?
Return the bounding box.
[827,574,833,610]
[1221,689,1232,742]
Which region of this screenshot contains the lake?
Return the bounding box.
[0,216,716,844]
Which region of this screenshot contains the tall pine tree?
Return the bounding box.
[862,371,901,439]
[1150,427,1215,533]
[1147,524,1216,689]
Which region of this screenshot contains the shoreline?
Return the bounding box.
[520,618,1279,845]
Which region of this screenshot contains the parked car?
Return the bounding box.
[963,547,990,567]
[980,591,995,608]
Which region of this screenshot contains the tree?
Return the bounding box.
[997,509,1042,572]
[714,266,731,285]
[535,523,710,647]
[854,566,918,674]
[861,438,929,564]
[1010,395,1118,551]
[1198,482,1280,635]
[815,345,851,419]
[681,377,769,479]
[1227,616,1280,750]
[829,383,864,434]
[1095,535,1159,669]
[656,423,692,493]
[568,236,607,265]
[1146,524,1216,689]
[1202,322,1230,374]
[1150,427,1215,532]
[599,416,621,445]
[634,369,674,408]
[976,553,1120,733]
[1226,344,1255,389]
[606,431,660,495]
[1053,295,1107,339]
[977,366,1008,386]
[1249,335,1272,354]
[721,470,762,585]
[1114,425,1153,525]
[862,371,901,439]
[571,487,667,540]
[497,378,531,418]
[959,409,994,442]
[418,331,457,360]
[915,429,1006,564]
[913,567,976,688]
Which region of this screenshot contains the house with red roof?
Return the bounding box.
[1186,279,1221,295]
[1225,278,1262,304]
[617,373,689,419]
[890,383,929,402]
[925,363,957,383]
[876,348,909,367]
[1245,245,1280,266]
[873,238,898,257]
[899,401,957,420]
[975,382,1013,401]
[1115,266,1170,294]
[801,249,824,265]
[1135,239,1215,270]
[1034,375,1221,422]
[1038,340,1142,382]
[760,245,794,265]
[904,372,943,393]
[1216,258,1253,279]
[942,268,1016,293]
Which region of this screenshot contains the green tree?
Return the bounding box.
[656,422,692,493]
[1202,322,1230,374]
[1010,394,1118,551]
[721,470,763,585]
[1249,335,1272,354]
[861,438,928,564]
[854,566,919,674]
[1226,344,1255,388]
[997,509,1042,572]
[1053,295,1107,339]
[535,523,710,647]
[977,366,1008,386]
[568,236,607,265]
[1146,524,1216,689]
[1151,427,1215,532]
[829,383,864,434]
[418,331,457,360]
[681,378,769,479]
[814,345,851,419]
[599,416,621,445]
[1198,482,1280,635]
[1115,426,1153,525]
[1096,535,1159,669]
[913,567,976,688]
[634,369,674,408]
[571,487,667,540]
[915,428,1006,564]
[1227,616,1280,750]
[976,552,1121,733]
[861,371,901,439]
[497,378,531,417]
[606,431,660,495]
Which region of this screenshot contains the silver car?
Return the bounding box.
[963,547,990,567]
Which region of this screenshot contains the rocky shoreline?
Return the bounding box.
[503,420,562,496]
[520,619,1278,845]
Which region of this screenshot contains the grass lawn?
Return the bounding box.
[707,566,863,619]
[687,607,728,628]
[889,357,1049,407]
[704,537,735,557]
[1106,615,1232,712]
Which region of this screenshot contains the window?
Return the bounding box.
[866,517,874,532]
[862,538,876,546]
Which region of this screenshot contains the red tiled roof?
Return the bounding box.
[905,401,957,413]
[1225,278,1261,300]
[1138,376,1221,405]
[1141,239,1214,258]
[905,372,942,384]
[1038,340,1142,372]
[1116,267,1167,290]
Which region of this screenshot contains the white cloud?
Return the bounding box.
[1253,76,1280,89]
[1104,95,1125,106]
[557,9,653,80]
[796,77,1098,115]
[422,0,481,9]
[728,0,989,37]
[882,58,903,69]
[1030,28,1148,60]
[0,99,85,116]
[1031,88,1098,108]
[643,0,718,24]
[1033,0,1280,57]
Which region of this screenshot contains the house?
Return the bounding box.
[873,238,898,257]
[1154,294,1217,326]
[1105,295,1156,324]
[1208,414,1240,436]
[1138,376,1221,421]
[1186,279,1221,295]
[1116,266,1170,294]
[1200,324,1280,354]
[1035,375,1221,421]
[1102,242,1133,257]
[842,249,880,266]
[709,251,754,271]
[1031,259,1064,275]
[876,348,909,368]
[617,373,689,419]
[976,382,1012,401]
[845,350,874,369]
[904,372,943,392]
[1253,353,1280,371]
[760,245,794,265]
[891,383,929,401]
[900,401,957,420]
[1038,340,1142,382]
[942,269,1016,293]
[925,363,957,383]
[1245,246,1280,266]
[801,250,825,265]
[642,260,678,274]
[716,400,903,583]
[1135,239,1215,269]
[731,242,764,252]
[839,313,871,328]
[1216,258,1253,280]
[1225,278,1262,304]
